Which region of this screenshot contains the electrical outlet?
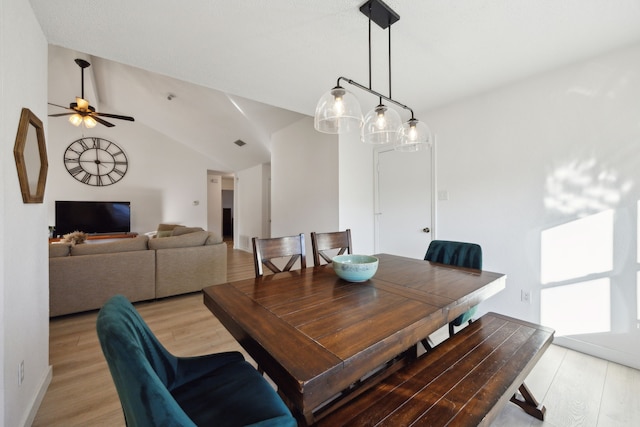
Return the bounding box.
[18,361,24,385]
[521,290,531,304]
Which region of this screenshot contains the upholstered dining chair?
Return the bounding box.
[96,295,296,427]
[310,229,352,266]
[252,233,306,277]
[422,240,483,348]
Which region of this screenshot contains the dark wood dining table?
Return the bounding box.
[202,253,506,424]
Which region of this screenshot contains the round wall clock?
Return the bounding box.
[64,137,128,186]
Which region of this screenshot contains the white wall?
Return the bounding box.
[340,46,640,368]
[430,44,640,368]
[235,163,270,251]
[338,129,376,255]
[45,114,215,235]
[271,117,339,257]
[337,44,640,369]
[1,0,51,425]
[207,173,222,236]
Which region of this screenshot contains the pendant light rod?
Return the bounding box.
[388,24,392,99]
[335,76,415,119]
[74,58,91,99]
[368,15,372,90]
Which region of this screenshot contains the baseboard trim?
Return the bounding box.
[554,336,640,370]
[21,365,52,427]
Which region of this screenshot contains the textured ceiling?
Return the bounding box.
[31,0,640,172]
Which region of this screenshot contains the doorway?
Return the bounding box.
[222,190,233,238]
[374,145,435,259]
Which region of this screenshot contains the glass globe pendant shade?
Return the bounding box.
[314,86,363,133]
[395,118,431,152]
[361,104,402,144]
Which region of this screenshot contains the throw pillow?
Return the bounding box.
[171,226,204,236]
[148,230,209,250]
[71,236,149,256]
[156,223,180,238]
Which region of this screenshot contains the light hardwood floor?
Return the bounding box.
[33,244,640,426]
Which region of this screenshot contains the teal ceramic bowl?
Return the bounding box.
[332,254,379,282]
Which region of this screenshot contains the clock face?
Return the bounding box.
[64,137,128,186]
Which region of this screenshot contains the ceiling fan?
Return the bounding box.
[48,58,135,128]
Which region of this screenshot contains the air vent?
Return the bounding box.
[233,139,246,147]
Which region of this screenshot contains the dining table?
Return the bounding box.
[202,253,506,425]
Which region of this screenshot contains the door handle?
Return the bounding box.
[422,227,430,233]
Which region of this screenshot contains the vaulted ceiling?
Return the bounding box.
[31,0,640,172]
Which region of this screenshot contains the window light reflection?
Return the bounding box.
[541,210,613,284]
[541,278,611,336]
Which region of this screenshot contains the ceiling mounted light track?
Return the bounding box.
[314,0,431,151]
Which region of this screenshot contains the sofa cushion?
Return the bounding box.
[49,243,72,258]
[148,230,209,250]
[205,231,223,245]
[171,226,204,236]
[157,223,180,238]
[71,236,149,256]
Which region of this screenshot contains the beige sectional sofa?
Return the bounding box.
[49,228,227,317]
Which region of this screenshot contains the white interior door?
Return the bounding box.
[375,146,433,259]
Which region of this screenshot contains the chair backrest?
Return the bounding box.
[424,240,482,269]
[310,229,352,266]
[96,295,196,427]
[252,233,306,277]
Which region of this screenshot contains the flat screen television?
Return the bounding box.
[55,201,131,236]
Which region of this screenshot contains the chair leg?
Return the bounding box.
[449,319,474,338]
[420,337,433,352]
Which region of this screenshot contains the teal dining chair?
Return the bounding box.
[96,295,296,427]
[423,240,483,347]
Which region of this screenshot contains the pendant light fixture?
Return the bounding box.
[314,0,431,151]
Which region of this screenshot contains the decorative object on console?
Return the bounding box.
[314,0,431,151]
[48,58,135,128]
[63,137,128,186]
[14,108,48,203]
[62,231,88,246]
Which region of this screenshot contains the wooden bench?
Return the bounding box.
[316,312,554,426]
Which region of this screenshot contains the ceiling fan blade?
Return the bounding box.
[48,102,74,111]
[93,116,115,127]
[48,112,75,117]
[94,112,135,122]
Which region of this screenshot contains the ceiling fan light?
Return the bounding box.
[83,116,97,128]
[395,118,431,152]
[314,86,363,134]
[76,97,90,111]
[361,104,402,144]
[69,114,83,127]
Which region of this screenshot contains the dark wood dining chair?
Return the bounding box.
[310,229,352,266]
[421,240,482,350]
[252,233,306,277]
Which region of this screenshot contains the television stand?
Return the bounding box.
[49,232,138,243]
